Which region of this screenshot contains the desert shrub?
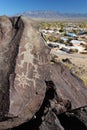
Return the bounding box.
[80,51,87,54]
[65,42,73,46]
[80,76,87,87]
[64,63,72,70]
[83,44,87,50]
[41,22,48,29]
[59,28,64,33]
[50,54,60,63]
[48,36,58,42]
[59,39,64,44]
[69,48,78,53]
[67,38,73,43]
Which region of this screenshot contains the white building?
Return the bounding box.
[70,40,86,46]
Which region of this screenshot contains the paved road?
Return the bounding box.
[51,49,87,60]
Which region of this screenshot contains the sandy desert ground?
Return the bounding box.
[51,49,87,86]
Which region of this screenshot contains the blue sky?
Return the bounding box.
[0,0,87,16]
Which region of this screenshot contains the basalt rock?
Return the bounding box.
[39,111,64,130]
[0,16,87,129]
[0,16,50,129]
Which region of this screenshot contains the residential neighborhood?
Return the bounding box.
[40,21,87,88]
[40,22,87,54]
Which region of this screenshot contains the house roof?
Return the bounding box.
[70,40,85,44]
[60,37,68,41]
[67,32,77,37]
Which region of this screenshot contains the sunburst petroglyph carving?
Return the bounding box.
[15,72,30,89]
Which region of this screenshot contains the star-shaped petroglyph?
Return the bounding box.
[16,72,30,88]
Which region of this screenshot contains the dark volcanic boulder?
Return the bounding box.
[39,111,64,130]
[0,16,87,129]
[0,16,50,129]
[50,62,87,110]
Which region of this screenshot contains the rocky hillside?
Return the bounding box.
[0,16,87,130]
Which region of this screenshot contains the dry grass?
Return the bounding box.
[51,52,87,87]
[64,63,73,70]
[80,76,87,87]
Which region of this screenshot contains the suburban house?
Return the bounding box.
[66,32,77,37]
[41,22,87,55]
[60,37,68,43]
[70,40,86,46]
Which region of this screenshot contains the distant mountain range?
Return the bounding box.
[17,11,87,20]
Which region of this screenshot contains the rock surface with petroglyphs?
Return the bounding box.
[0,16,50,129]
[9,17,50,118]
[0,16,87,129]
